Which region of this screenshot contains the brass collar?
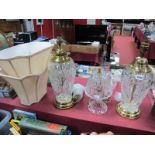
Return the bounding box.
[129,57,151,74]
[52,48,70,63]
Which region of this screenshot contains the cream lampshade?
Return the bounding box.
[0,42,53,105]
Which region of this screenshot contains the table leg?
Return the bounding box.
[137,41,141,49]
[134,35,137,43]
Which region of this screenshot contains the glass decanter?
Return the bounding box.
[116,57,153,119]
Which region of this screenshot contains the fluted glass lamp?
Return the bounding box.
[116,40,153,119]
[49,37,76,109]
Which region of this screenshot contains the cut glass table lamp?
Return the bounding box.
[116,40,153,119]
[49,37,76,109]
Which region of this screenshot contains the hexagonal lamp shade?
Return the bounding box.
[0,42,53,105]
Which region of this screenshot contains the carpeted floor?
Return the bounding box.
[112,36,139,65]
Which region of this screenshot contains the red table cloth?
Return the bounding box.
[0,77,155,134]
[134,27,155,59]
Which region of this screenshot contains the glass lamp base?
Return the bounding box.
[88,99,108,115]
[116,103,140,119]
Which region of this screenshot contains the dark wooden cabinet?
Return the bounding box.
[56,19,75,43]
[0,20,22,33]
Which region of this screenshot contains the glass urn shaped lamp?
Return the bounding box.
[49,37,76,109]
[85,66,114,115]
[116,40,153,119]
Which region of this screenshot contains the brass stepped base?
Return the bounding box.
[54,99,75,109]
[116,103,140,119]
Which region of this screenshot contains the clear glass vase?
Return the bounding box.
[85,65,115,115]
